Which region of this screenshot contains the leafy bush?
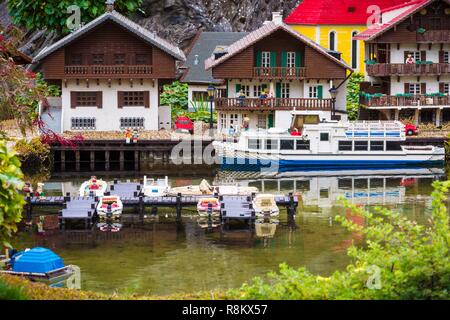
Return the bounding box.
[160,81,188,110]
[8,0,143,34]
[14,138,51,173]
[0,140,25,248]
[229,180,450,300]
[0,279,28,300]
[346,73,364,121]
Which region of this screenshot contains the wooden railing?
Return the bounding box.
[215,98,332,110]
[253,67,307,79]
[367,63,450,76]
[361,94,450,108]
[64,65,153,76]
[417,30,450,43]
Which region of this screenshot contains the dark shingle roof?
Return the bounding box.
[182,32,248,84]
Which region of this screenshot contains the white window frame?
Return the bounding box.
[287,52,296,68]
[219,113,227,131]
[281,83,290,99]
[444,51,449,64]
[241,85,251,97]
[257,114,267,129]
[229,114,239,128]
[443,83,449,94]
[309,86,319,98]
[261,52,271,68]
[408,51,421,62]
[409,83,421,95]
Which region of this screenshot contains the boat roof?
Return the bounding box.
[12,247,65,274]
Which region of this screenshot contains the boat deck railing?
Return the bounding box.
[345,121,405,139]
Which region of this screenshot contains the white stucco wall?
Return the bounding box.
[61,79,160,132]
[390,76,450,95]
[390,44,450,64]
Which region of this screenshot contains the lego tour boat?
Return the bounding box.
[213,111,445,170]
[252,194,280,218]
[197,198,221,217]
[142,176,170,197]
[168,179,259,196]
[96,195,123,221]
[79,176,108,197]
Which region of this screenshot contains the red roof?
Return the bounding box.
[285,0,413,25]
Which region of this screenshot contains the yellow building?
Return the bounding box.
[285,0,409,74]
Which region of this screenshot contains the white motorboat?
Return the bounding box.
[143,176,170,197]
[96,195,123,220]
[197,198,221,217]
[252,194,280,218]
[168,179,258,196]
[79,176,108,197]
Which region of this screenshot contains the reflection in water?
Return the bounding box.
[14,167,445,295]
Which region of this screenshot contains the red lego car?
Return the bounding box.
[175,116,194,134]
[404,123,418,136]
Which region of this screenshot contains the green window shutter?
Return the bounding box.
[270,52,277,67]
[276,83,282,98]
[236,84,242,94]
[281,52,287,67]
[261,84,268,91]
[268,113,274,128]
[317,85,323,99]
[295,52,302,68]
[256,51,262,67]
[226,81,229,97]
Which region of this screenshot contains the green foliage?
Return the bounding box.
[346,73,364,121]
[0,279,28,300]
[230,180,450,300]
[14,138,51,173]
[188,97,217,123]
[36,73,61,98]
[8,0,143,34]
[160,81,188,111]
[0,140,25,248]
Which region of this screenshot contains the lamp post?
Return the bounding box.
[329,86,338,120]
[207,85,216,132]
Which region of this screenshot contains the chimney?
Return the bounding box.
[272,12,283,24]
[106,0,115,13]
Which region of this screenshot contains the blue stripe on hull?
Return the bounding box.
[219,157,444,172]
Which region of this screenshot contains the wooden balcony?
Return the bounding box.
[64,65,153,78]
[417,30,450,43]
[215,97,332,111]
[361,94,450,108]
[253,67,307,79]
[367,63,450,77]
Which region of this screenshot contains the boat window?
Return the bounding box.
[354,141,368,151]
[320,188,329,198]
[296,140,310,150]
[304,115,320,124]
[338,179,353,189]
[370,141,384,151]
[266,139,279,150]
[320,133,329,141]
[386,141,403,151]
[338,141,352,151]
[296,180,310,191]
[354,179,368,189]
[248,139,261,149]
[280,140,295,150]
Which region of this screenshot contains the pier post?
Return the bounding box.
[139,195,144,218]
[75,150,80,172]
[25,196,32,220]
[176,193,182,223]
[134,151,139,171]
[90,151,95,171]
[288,192,296,218]
[60,151,66,172]
[105,151,110,171]
[119,151,125,171]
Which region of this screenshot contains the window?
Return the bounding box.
[71,118,96,130]
[354,141,368,151]
[444,51,449,64]
[281,83,290,98]
[320,188,329,199]
[75,92,99,107]
[443,83,450,94]
[320,133,329,141]
[136,54,150,65]
[280,140,295,150]
[386,141,403,151]
[219,114,226,130]
[120,118,145,129]
[329,31,336,51]
[296,140,310,150]
[71,53,82,65]
[287,52,296,68]
[229,114,239,128]
[370,141,384,151]
[114,54,126,65]
[192,91,209,102]
[253,85,268,97]
[351,31,358,69]
[405,51,421,62]
[240,85,251,97]
[257,114,267,129]
[92,54,104,65]
[217,89,227,98]
[339,141,352,151]
[266,139,278,150]
[409,83,421,95]
[123,91,145,106]
[261,52,271,68]
[248,139,261,149]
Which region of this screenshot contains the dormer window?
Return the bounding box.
[92,54,104,65]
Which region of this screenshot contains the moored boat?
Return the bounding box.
[142,176,170,197]
[168,179,259,196]
[213,111,445,170]
[197,198,221,217]
[252,194,280,218]
[79,176,108,197]
[96,195,123,221]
